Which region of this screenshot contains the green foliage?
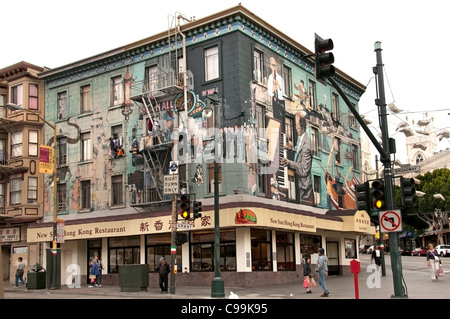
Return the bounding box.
[416,168,450,214]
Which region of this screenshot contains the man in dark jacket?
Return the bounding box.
[157,257,171,293]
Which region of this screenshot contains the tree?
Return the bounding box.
[415,168,450,245]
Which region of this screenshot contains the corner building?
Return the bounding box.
[28,5,374,287]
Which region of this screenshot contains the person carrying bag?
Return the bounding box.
[426,243,442,281]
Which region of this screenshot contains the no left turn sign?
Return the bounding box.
[379,210,402,233]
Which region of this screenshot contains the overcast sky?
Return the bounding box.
[3,0,450,167]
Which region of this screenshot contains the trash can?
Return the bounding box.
[119,264,149,292]
[27,263,46,289]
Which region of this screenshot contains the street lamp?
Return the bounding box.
[6,103,59,290]
[203,92,225,298]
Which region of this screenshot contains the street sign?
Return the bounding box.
[393,164,420,175]
[163,174,179,194]
[177,222,193,229]
[379,210,402,233]
[169,161,179,175]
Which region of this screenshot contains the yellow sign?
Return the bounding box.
[39,145,54,174]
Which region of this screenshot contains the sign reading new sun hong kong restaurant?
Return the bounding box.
[234,208,316,233]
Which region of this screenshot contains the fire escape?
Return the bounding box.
[130,13,191,206]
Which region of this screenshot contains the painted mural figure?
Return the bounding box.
[270,173,287,200]
[281,112,314,206]
[267,57,285,124]
[294,79,308,110]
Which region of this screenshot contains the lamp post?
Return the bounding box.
[6,103,59,289]
[203,92,225,298]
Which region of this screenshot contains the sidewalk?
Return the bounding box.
[2,255,448,300]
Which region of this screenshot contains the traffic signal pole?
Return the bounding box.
[373,41,406,298]
[327,41,406,298]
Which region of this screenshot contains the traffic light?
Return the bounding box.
[179,194,190,220]
[193,201,203,219]
[355,181,371,212]
[400,177,417,208]
[371,179,385,210]
[314,33,335,84]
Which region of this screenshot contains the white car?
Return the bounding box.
[435,245,450,257]
[366,245,375,255]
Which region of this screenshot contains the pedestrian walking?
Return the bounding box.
[157,256,171,293]
[426,243,441,281]
[316,248,329,297]
[94,255,103,287]
[14,257,27,288]
[371,245,382,269]
[89,258,101,288]
[302,256,315,293]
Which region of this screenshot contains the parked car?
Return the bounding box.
[399,247,413,256]
[366,245,375,255]
[435,245,450,257]
[411,247,428,256]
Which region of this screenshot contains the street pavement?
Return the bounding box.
[2,254,448,302]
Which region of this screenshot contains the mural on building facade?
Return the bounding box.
[245,54,359,210]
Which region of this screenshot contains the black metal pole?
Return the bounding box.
[374,41,406,298]
[210,93,225,298]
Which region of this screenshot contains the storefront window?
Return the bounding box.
[146,233,182,272]
[276,232,295,271]
[300,234,321,260]
[191,229,236,272]
[251,229,272,271]
[345,238,357,259]
[108,236,140,273]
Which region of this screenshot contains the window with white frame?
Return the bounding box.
[308,80,317,110]
[28,130,38,156]
[57,91,67,119]
[28,83,39,110]
[253,50,263,83]
[10,176,22,205]
[11,84,23,106]
[11,131,23,157]
[58,137,67,166]
[334,137,341,164]
[205,46,219,81]
[27,177,38,204]
[311,127,319,157]
[80,84,91,114]
[145,66,158,92]
[111,75,123,106]
[81,132,92,161]
[313,175,321,206]
[256,104,266,135]
[282,65,291,98]
[111,175,123,206]
[332,92,339,122]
